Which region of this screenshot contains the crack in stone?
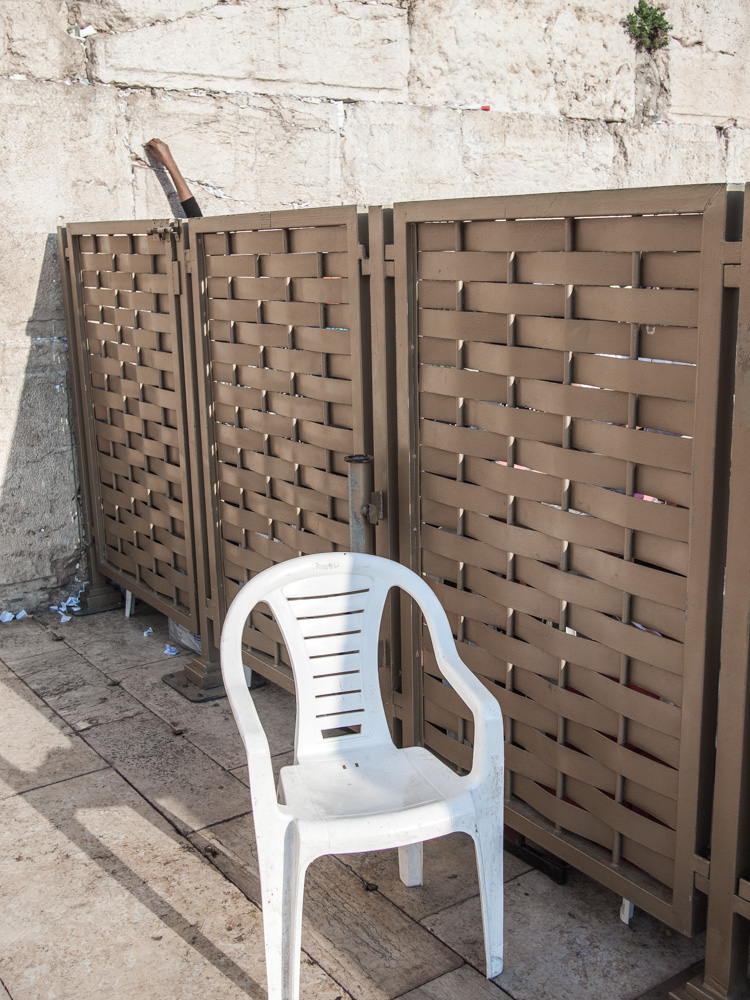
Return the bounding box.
[65,0,244,38]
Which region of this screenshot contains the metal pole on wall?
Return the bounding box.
[346,454,375,554]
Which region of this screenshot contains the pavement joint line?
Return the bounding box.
[15,763,113,798]
[191,809,254,835]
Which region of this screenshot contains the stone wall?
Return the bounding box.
[1,0,748,609]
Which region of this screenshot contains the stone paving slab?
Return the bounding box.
[37,606,192,678]
[192,817,462,1000]
[422,868,705,1000]
[82,710,252,834]
[7,644,145,732]
[0,662,105,798]
[0,616,75,667]
[0,768,349,1000]
[340,834,532,923]
[119,660,297,769]
[397,964,512,999]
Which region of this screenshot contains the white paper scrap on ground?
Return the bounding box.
[59,614,72,623]
[143,627,153,637]
[15,610,28,620]
[0,611,14,623]
[164,644,179,656]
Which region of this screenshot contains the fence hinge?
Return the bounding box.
[362,490,386,524]
[384,243,395,277]
[149,220,181,240]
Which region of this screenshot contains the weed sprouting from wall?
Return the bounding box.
[623,1,673,52]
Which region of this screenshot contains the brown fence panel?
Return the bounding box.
[393,186,739,933]
[188,207,379,691]
[62,220,205,635]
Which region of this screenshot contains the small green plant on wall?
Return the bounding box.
[624,1,673,51]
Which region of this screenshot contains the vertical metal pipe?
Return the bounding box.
[346,454,375,554]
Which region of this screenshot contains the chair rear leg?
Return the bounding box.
[258,831,308,1000]
[398,842,424,886]
[472,815,504,978]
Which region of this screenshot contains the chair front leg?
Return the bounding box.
[257,823,309,1000]
[471,811,504,979]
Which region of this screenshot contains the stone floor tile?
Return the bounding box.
[422,868,705,1000]
[37,605,192,678]
[396,964,513,999]
[82,711,252,834]
[0,666,105,798]
[0,616,71,667]
[192,817,462,1000]
[119,660,297,769]
[119,660,246,769]
[8,645,144,732]
[339,834,532,922]
[0,768,348,1000]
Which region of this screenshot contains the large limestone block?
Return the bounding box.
[342,103,619,205]
[122,88,344,216]
[0,79,132,236]
[408,0,635,121]
[0,0,86,80]
[611,121,728,188]
[668,0,749,125]
[726,127,750,184]
[90,0,410,100]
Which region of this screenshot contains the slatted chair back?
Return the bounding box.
[253,556,394,760]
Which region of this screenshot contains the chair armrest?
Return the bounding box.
[434,644,505,778]
[409,582,505,781]
[221,585,282,815]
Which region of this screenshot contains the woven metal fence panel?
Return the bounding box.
[188,207,372,689]
[394,186,736,933]
[64,221,201,629]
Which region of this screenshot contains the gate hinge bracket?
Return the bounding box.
[362,490,386,524]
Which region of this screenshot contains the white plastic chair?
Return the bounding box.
[220,552,504,1000]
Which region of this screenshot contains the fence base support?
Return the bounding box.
[71,582,123,616]
[162,662,225,703]
[670,974,750,1000]
[504,829,569,885]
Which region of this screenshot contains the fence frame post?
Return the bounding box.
[671,185,750,1000]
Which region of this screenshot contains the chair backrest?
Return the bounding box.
[245,553,405,761]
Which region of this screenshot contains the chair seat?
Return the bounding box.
[278,744,471,826]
